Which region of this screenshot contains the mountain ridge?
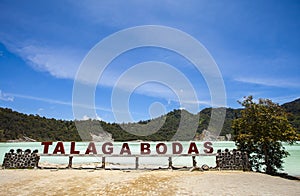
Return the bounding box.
[0,98,299,142]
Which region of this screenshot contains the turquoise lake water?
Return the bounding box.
[0,141,299,176]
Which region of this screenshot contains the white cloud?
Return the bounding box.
[1,37,217,115]
[235,77,300,88]
[38,108,44,112]
[82,114,102,121]
[37,108,44,115]
[267,95,300,105]
[1,38,85,79]
[82,115,90,120]
[0,90,14,102]
[8,93,72,106]
[4,92,111,112]
[1,16,220,111]
[181,99,212,107]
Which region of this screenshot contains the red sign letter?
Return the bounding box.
[188,142,199,154]
[120,143,131,155]
[102,142,113,154]
[156,143,167,154]
[41,141,52,154]
[172,142,183,154]
[204,141,213,153]
[70,141,80,154]
[53,142,65,154]
[141,143,151,154]
[85,142,97,154]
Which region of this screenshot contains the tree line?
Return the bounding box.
[0,98,299,142]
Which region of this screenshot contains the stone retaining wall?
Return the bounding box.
[2,149,40,169]
[216,149,250,171]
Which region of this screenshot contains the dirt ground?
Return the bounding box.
[0,170,299,195]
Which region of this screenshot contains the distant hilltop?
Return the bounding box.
[0,98,299,142]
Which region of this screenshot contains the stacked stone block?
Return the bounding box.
[2,149,40,169]
[216,149,250,171]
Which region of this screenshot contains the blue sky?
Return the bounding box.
[0,0,299,122]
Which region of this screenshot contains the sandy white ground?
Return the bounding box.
[0,170,299,195]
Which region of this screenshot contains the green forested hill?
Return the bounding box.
[0,98,299,142]
[0,108,80,142]
[282,98,300,133]
[196,107,242,137]
[0,108,194,142]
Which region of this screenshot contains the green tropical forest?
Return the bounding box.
[0,98,299,142]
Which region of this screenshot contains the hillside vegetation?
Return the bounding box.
[0,98,299,142]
